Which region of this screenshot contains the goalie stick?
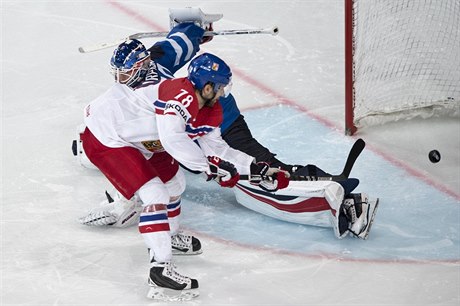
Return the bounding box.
[78,26,279,53]
[240,138,366,182]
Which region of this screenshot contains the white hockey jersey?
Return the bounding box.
[83,78,254,176]
[83,83,161,157]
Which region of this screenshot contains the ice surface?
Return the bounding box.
[2,1,459,305]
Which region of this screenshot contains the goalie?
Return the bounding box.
[75,8,378,249]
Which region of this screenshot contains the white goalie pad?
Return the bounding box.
[234,180,346,235]
[169,7,223,29]
[79,188,143,228]
[72,123,97,169]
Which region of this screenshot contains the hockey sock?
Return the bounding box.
[139,204,172,263]
[167,197,182,235]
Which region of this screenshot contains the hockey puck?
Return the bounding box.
[428,150,441,163]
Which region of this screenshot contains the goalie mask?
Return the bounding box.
[110,39,150,88]
[187,53,233,97]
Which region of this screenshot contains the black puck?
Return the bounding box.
[428,150,441,163]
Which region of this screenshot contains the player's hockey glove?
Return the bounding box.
[249,162,290,192]
[206,156,240,188]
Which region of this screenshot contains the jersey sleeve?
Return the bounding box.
[148,23,205,76]
[155,79,207,172]
[197,127,254,175]
[156,112,209,172]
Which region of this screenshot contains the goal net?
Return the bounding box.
[345,0,460,135]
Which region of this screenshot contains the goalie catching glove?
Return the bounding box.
[249,162,290,192]
[169,7,222,44]
[206,156,240,188]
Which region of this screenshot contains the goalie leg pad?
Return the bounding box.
[78,189,142,227]
[112,197,143,228]
[78,208,118,226]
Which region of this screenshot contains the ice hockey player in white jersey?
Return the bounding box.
[80,30,289,301]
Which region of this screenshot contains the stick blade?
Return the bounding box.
[340,138,366,179]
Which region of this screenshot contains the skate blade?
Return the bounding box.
[172,248,203,256]
[147,286,199,301]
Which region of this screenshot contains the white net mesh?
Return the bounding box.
[352,0,460,128]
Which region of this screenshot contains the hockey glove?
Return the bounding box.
[206,156,240,188]
[168,8,221,43]
[249,162,290,192]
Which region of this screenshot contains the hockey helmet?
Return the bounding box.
[110,39,150,87]
[187,53,232,94]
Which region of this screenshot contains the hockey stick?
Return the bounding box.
[331,137,365,180]
[78,26,279,53]
[239,138,366,182]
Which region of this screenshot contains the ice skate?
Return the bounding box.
[147,261,199,301]
[171,231,203,255]
[342,193,379,239]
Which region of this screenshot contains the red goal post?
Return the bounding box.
[344,0,460,135]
